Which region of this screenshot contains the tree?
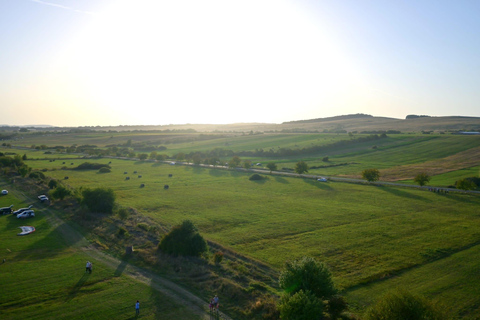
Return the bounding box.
[22,154,27,160]
[364,289,447,320]
[414,173,431,186]
[279,256,337,300]
[266,162,277,173]
[158,220,208,257]
[149,151,157,160]
[278,290,324,320]
[456,178,476,190]
[138,153,148,160]
[243,160,252,169]
[231,156,241,167]
[81,187,116,214]
[295,161,309,174]
[176,152,185,161]
[362,168,380,182]
[322,156,329,162]
[51,185,71,200]
[48,179,58,189]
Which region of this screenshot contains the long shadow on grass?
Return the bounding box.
[209,169,228,177]
[274,176,289,184]
[65,272,90,302]
[114,257,130,277]
[304,179,332,190]
[378,186,429,201]
[10,220,84,261]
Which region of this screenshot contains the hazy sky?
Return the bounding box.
[1,0,479,127]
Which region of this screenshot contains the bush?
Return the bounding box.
[74,162,111,170]
[158,220,208,257]
[249,174,264,181]
[29,171,46,180]
[278,290,324,320]
[362,168,380,182]
[213,251,224,264]
[51,186,71,200]
[364,289,447,320]
[279,256,337,300]
[81,187,116,214]
[98,167,111,173]
[48,179,58,189]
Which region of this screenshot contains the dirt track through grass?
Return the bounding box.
[7,184,232,320]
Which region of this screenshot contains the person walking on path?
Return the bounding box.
[135,300,140,316]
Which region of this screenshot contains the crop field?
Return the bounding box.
[0,184,202,320]
[21,154,480,318]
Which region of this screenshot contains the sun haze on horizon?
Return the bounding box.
[1,0,479,127]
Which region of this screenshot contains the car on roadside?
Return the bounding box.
[1,190,8,195]
[38,195,49,202]
[13,205,33,215]
[17,210,35,219]
[317,177,328,182]
[0,205,14,215]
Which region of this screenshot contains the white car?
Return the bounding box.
[17,210,35,219]
[317,177,328,182]
[38,195,49,202]
[13,205,33,215]
[1,190,8,195]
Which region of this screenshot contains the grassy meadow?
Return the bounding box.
[0,184,202,320]
[2,129,480,318]
[21,155,480,319]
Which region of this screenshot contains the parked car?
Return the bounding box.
[17,210,35,219]
[1,190,8,195]
[13,205,33,215]
[317,177,328,182]
[0,205,13,215]
[38,195,49,202]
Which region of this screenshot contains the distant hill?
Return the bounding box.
[4,114,480,133]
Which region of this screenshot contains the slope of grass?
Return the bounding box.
[0,188,202,320]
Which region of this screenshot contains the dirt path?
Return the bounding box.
[1,180,232,320]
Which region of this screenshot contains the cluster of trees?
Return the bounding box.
[158,220,208,257]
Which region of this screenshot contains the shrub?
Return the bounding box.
[213,251,224,264]
[249,174,264,181]
[279,256,337,300]
[137,223,149,231]
[74,162,111,170]
[362,168,380,182]
[51,186,71,200]
[98,167,111,173]
[278,290,324,320]
[48,179,58,189]
[414,173,431,186]
[81,187,116,214]
[29,171,46,180]
[364,289,447,320]
[158,220,208,257]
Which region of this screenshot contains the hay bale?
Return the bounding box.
[164,185,169,189]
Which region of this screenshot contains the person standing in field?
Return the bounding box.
[85,261,92,273]
[135,300,140,315]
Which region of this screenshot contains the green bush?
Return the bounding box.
[81,187,116,214]
[29,171,46,180]
[74,162,111,170]
[158,220,208,257]
[213,251,224,264]
[364,289,447,320]
[51,186,71,200]
[278,290,324,320]
[48,179,58,189]
[137,222,149,231]
[98,167,111,173]
[249,174,264,181]
[279,256,337,300]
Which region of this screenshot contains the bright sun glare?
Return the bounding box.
[50,0,361,125]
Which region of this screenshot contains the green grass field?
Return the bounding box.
[3,130,480,318]
[20,156,480,318]
[0,186,202,320]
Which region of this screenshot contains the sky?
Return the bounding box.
[0,0,479,127]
